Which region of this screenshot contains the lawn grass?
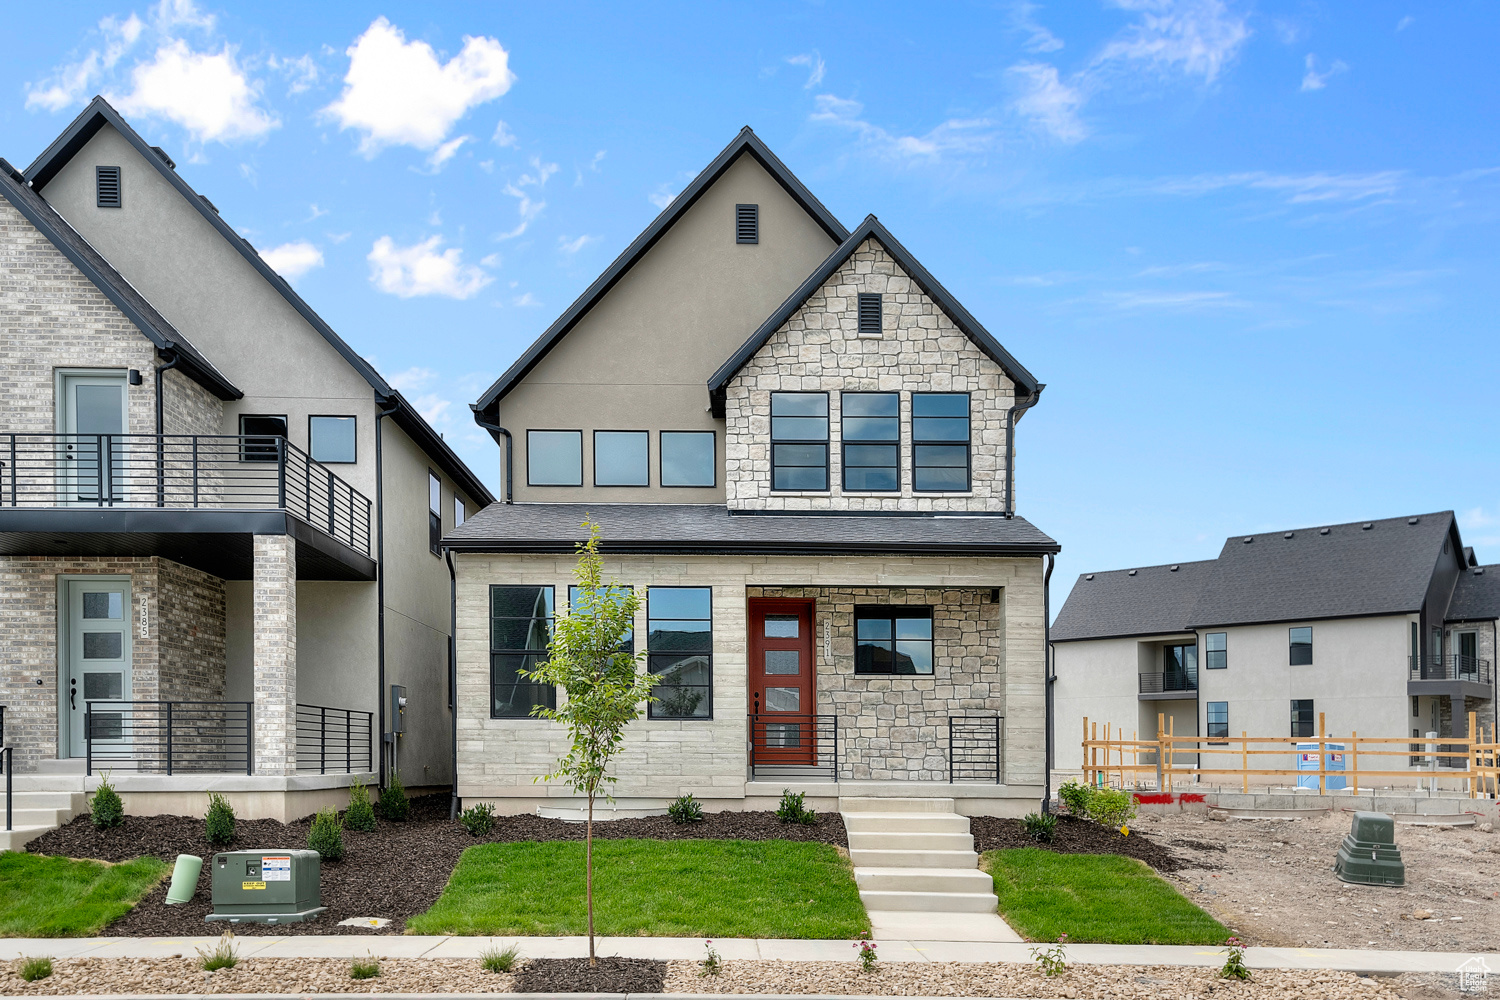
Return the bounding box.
[0,852,169,937]
[984,848,1229,945]
[408,838,869,938]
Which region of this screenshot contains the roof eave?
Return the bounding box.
[443,539,1060,556]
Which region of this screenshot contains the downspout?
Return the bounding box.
[1042,552,1055,814]
[374,395,400,789]
[471,405,514,504]
[445,549,459,820]
[153,350,180,506]
[1004,384,1044,518]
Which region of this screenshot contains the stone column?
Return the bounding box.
[252,534,297,775]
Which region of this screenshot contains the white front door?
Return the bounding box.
[59,372,128,505]
[64,579,132,758]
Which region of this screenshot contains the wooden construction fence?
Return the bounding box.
[1083,711,1500,798]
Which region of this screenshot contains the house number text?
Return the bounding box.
[138,594,149,638]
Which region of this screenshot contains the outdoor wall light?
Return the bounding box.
[128,369,143,385]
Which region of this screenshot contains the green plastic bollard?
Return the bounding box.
[165,854,203,905]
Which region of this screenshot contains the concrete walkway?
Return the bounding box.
[0,935,1491,974]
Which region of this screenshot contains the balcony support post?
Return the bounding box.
[252,534,298,776]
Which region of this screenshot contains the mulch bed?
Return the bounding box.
[26,795,847,936]
[970,814,1215,874]
[515,958,668,994]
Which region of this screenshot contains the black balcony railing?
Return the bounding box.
[0,433,372,556]
[748,713,838,780]
[1139,671,1197,694]
[949,716,1003,783]
[1409,655,1494,685]
[296,703,375,774]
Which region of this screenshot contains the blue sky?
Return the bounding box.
[4,1,1497,599]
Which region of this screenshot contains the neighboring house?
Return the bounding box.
[1051,511,1497,780]
[0,97,492,825]
[444,128,1058,817]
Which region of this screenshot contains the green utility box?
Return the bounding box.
[1334,811,1405,886]
[206,849,326,924]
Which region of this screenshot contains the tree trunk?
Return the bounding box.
[587,787,596,967]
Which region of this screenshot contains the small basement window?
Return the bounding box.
[736,204,759,244]
[96,166,122,208]
[858,293,882,336]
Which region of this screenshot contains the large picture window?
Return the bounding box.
[490,586,555,718]
[912,393,970,492]
[527,430,583,486]
[854,606,934,675]
[770,392,828,491]
[841,392,899,492]
[647,587,712,719]
[660,431,715,487]
[594,430,649,486]
[1289,626,1313,666]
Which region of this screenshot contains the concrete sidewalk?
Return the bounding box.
[0,935,1491,975]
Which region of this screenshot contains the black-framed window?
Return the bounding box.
[1163,643,1197,690]
[647,586,711,719]
[1289,626,1313,666]
[857,293,882,336]
[735,203,758,244]
[594,430,648,487]
[1291,699,1314,738]
[239,414,287,463]
[912,393,970,492]
[770,392,828,491]
[660,431,715,487]
[454,496,466,528]
[1207,701,1228,743]
[854,606,934,675]
[428,471,442,555]
[490,585,555,718]
[569,585,635,654]
[96,166,122,208]
[527,430,582,486]
[308,415,356,464]
[842,392,899,492]
[1205,631,1227,669]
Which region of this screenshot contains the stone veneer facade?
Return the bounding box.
[723,237,1016,512]
[252,534,298,776]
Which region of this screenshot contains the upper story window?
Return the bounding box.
[594,430,648,487]
[527,430,582,486]
[841,392,899,492]
[855,606,934,675]
[1163,643,1197,688]
[239,414,287,463]
[490,585,555,718]
[428,471,442,555]
[735,204,759,244]
[308,416,356,464]
[96,166,122,208]
[770,392,829,491]
[1289,626,1313,666]
[647,586,712,719]
[1205,632,1227,669]
[912,393,970,492]
[660,431,715,487]
[857,293,882,337]
[454,496,466,528]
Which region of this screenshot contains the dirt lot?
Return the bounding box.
[1136,810,1500,952]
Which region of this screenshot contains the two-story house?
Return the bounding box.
[444,128,1058,817]
[1051,511,1497,782]
[0,97,492,841]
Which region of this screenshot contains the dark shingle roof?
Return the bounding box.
[1447,565,1500,622]
[1051,560,1214,642]
[443,503,1058,556]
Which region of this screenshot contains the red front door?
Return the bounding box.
[748,599,816,766]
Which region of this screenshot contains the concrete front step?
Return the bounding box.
[841,811,970,834]
[0,826,52,852]
[846,830,974,852]
[858,889,999,913]
[10,774,88,793]
[0,807,73,828]
[33,759,86,775]
[848,848,980,869]
[839,796,955,813]
[4,791,88,811]
[855,867,995,894]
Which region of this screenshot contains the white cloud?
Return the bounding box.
[1009,62,1086,142]
[1096,0,1250,83]
[810,94,998,160]
[1012,1,1064,52]
[1301,53,1349,91]
[512,291,540,307]
[388,366,438,392]
[479,252,502,268]
[1103,290,1247,309]
[269,53,319,95]
[1153,170,1402,203]
[786,51,825,88]
[648,184,678,209]
[322,17,515,155]
[109,39,279,141]
[1396,15,1414,32]
[494,156,557,239]
[590,150,605,170]
[558,234,598,254]
[152,0,214,32]
[25,13,145,112]
[367,235,493,299]
[410,394,452,424]
[326,231,351,244]
[425,134,470,172]
[306,203,330,221]
[260,240,324,280]
[492,119,518,147]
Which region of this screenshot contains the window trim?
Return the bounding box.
[238,413,288,464]
[307,414,357,465]
[489,584,556,719]
[840,391,901,494]
[911,392,972,493]
[769,391,830,493]
[1290,698,1315,738]
[646,585,713,720]
[1204,631,1227,670]
[592,429,651,488]
[96,165,122,208]
[1289,626,1313,666]
[853,605,936,676]
[857,293,882,337]
[658,430,717,488]
[1206,701,1229,744]
[526,429,584,487]
[735,203,759,244]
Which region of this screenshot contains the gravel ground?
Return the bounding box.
[1136,810,1500,952]
[0,956,1410,998]
[24,796,846,937]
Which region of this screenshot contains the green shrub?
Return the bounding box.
[1023,811,1058,843]
[1086,787,1138,831]
[479,944,520,973]
[344,781,377,832]
[667,794,704,824]
[378,772,410,822]
[204,793,236,845]
[89,775,124,830]
[460,802,496,837]
[18,956,53,982]
[1057,780,1092,818]
[775,789,816,825]
[197,933,237,971]
[307,807,345,861]
[350,954,380,980]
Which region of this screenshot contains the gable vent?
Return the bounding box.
[96,166,122,208]
[858,293,883,336]
[735,203,758,244]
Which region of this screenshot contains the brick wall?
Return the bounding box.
[157,559,227,703]
[252,535,297,775]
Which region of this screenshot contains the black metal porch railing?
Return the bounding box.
[1408,655,1494,685]
[748,714,838,781]
[0,433,372,556]
[949,716,1003,783]
[296,703,375,774]
[86,701,253,775]
[1139,671,1197,694]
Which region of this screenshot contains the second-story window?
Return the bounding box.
[1163,643,1197,691]
[912,393,970,492]
[428,471,442,555]
[841,392,899,492]
[594,431,649,487]
[239,414,287,463]
[660,431,715,487]
[1289,626,1313,665]
[1205,632,1227,669]
[309,416,356,463]
[527,430,582,486]
[454,496,466,528]
[770,392,828,491]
